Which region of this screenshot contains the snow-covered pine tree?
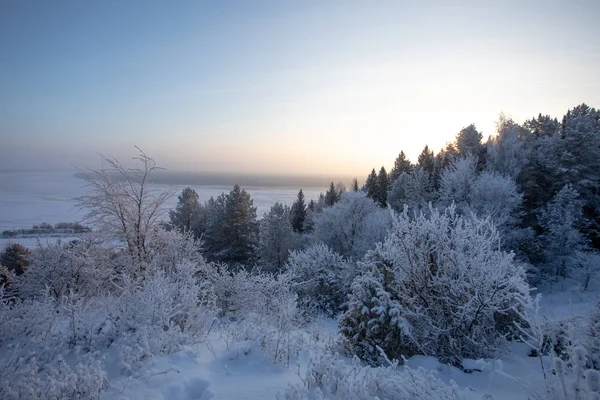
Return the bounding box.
[388,167,434,214]
[259,202,294,271]
[169,187,201,233]
[540,184,587,278]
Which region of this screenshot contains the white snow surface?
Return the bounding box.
[97,285,598,400]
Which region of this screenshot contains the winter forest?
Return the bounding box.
[2,103,600,399]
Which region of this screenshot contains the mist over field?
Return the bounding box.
[0,170,335,233]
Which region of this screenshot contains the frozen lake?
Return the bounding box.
[0,171,328,248]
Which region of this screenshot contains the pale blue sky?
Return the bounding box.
[1,0,599,176]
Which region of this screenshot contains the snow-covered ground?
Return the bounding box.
[95,286,598,400]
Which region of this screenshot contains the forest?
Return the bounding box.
[1,103,600,399]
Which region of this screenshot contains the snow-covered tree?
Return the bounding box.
[470,170,523,236]
[203,185,258,264]
[340,205,529,365]
[437,156,477,211]
[259,202,295,271]
[169,187,201,233]
[202,192,228,260]
[311,192,391,259]
[75,148,173,269]
[285,243,353,316]
[540,184,587,278]
[486,114,529,179]
[388,167,435,214]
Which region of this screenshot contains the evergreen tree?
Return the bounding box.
[456,124,484,157]
[485,115,529,179]
[389,151,413,183]
[259,202,294,271]
[290,189,307,233]
[324,182,339,207]
[224,184,259,264]
[432,143,458,190]
[364,169,378,201]
[388,168,434,213]
[556,104,600,248]
[169,187,201,233]
[0,243,31,275]
[203,185,258,264]
[203,193,228,261]
[351,178,359,192]
[376,166,388,207]
[540,184,587,278]
[417,145,435,174]
[523,113,560,138]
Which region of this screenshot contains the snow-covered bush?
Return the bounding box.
[0,348,108,400]
[207,265,301,366]
[112,260,217,354]
[15,238,116,299]
[146,226,205,275]
[523,347,600,400]
[311,192,391,259]
[286,243,355,317]
[279,350,462,400]
[340,205,530,365]
[0,286,57,345]
[588,301,600,370]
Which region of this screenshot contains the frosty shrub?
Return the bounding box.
[524,346,600,400]
[279,350,462,400]
[0,286,57,345]
[311,192,392,259]
[588,301,600,370]
[113,259,218,354]
[0,348,108,400]
[207,265,301,366]
[339,205,530,365]
[145,226,205,275]
[286,243,355,317]
[16,238,116,299]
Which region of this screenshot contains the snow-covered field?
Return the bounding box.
[99,287,598,400]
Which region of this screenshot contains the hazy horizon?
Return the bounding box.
[2,1,600,175]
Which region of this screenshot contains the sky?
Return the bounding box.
[1,0,599,177]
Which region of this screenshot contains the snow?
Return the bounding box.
[104,335,300,400]
[90,283,598,400]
